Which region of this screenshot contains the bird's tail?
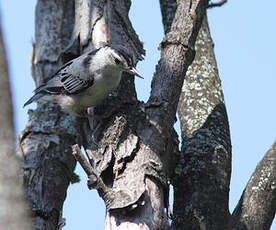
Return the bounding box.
[23,93,44,108]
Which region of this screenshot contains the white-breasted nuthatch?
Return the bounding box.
[24,45,143,115]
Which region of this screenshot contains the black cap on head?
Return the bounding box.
[116,49,133,67]
[107,44,134,67]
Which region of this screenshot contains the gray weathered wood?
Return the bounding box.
[22,0,209,229]
[20,1,81,229]
[231,141,276,230]
[77,0,208,229]
[159,0,177,34]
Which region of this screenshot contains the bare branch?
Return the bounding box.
[176,15,231,229]
[72,144,102,190]
[72,144,94,176]
[231,141,276,230]
[148,0,209,131]
[207,0,227,8]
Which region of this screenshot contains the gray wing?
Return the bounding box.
[24,71,94,107]
[58,72,94,94]
[34,52,96,95]
[24,49,100,107]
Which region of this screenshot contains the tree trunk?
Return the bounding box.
[0,15,33,230]
[19,1,81,229]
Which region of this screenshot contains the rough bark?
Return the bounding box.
[160,2,275,230]
[159,3,232,228]
[72,0,208,229]
[231,141,276,230]
[0,16,33,230]
[72,1,161,229]
[174,16,232,229]
[21,0,209,229]
[20,0,276,229]
[19,1,81,229]
[159,0,177,34]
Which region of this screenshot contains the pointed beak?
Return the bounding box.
[128,67,144,79]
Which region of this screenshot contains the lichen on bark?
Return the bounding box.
[173,15,232,230]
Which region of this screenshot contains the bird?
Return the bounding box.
[24,45,143,116]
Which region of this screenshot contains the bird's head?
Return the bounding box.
[108,46,143,79]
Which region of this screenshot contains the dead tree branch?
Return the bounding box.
[231,141,276,230]
[208,0,227,8]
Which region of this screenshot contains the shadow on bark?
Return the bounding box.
[173,102,231,230]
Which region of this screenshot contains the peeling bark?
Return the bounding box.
[231,141,276,230]
[104,178,168,230]
[20,1,81,229]
[22,0,210,229]
[75,0,208,229]
[20,0,276,229]
[68,0,144,59]
[0,15,33,230]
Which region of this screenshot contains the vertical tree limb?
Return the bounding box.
[231,141,276,230]
[0,15,33,230]
[148,0,208,129]
[159,0,177,34]
[175,15,232,229]
[160,1,275,230]
[20,1,81,229]
[159,2,232,227]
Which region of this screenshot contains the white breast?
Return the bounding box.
[57,65,122,115]
[84,65,122,104]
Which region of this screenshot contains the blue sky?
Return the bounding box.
[1,1,275,229]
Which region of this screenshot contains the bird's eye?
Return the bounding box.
[114,58,121,65]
